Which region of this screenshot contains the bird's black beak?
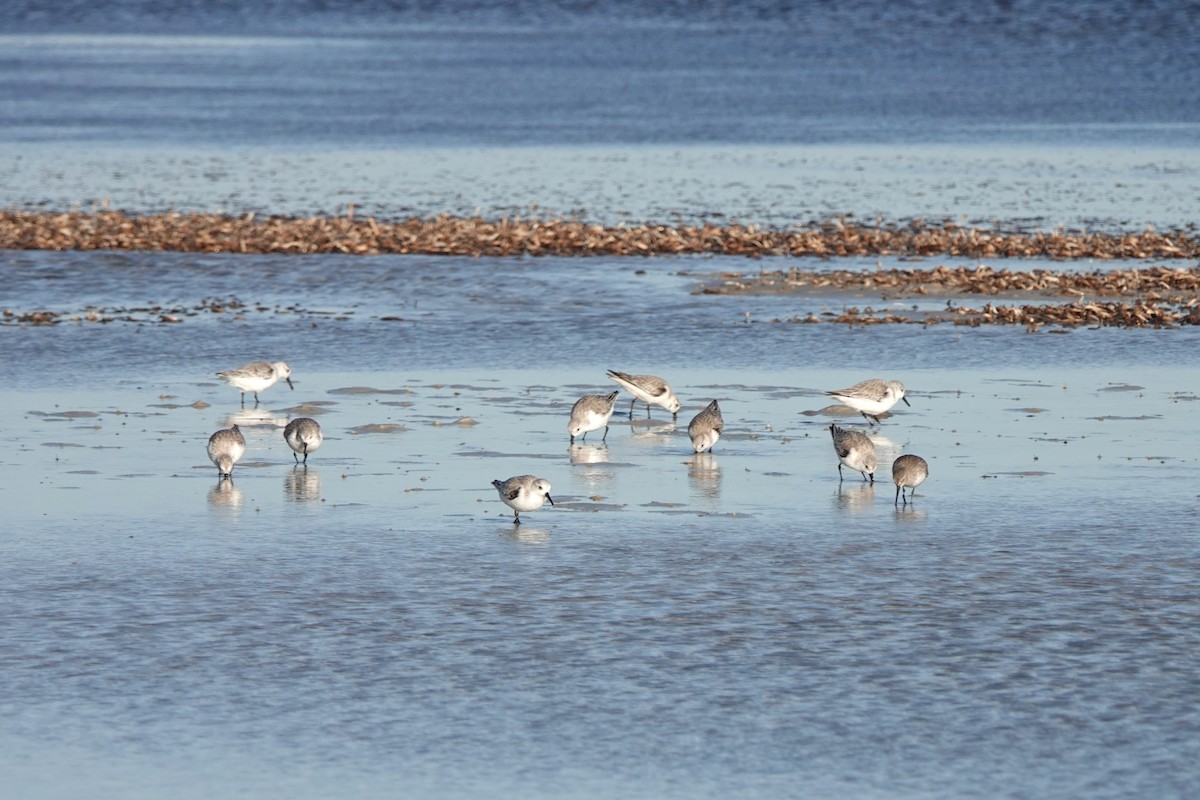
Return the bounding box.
[546,494,555,506]
[286,378,295,390]
[902,396,911,406]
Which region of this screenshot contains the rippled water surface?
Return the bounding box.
[3,0,1200,796]
[3,251,1200,799]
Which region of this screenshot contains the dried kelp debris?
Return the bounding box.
[786,301,1200,330]
[700,264,1200,301]
[1,211,1196,259]
[706,264,1200,329]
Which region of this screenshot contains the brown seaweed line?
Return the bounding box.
[2,210,1198,259]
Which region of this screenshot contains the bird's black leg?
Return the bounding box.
[895,485,901,506]
[601,425,608,442]
[837,463,844,482]
[628,398,636,419]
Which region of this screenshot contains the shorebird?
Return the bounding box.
[827,378,909,424]
[568,390,619,443]
[607,369,681,419]
[283,417,323,464]
[892,454,929,505]
[207,424,246,478]
[491,475,554,524]
[829,422,876,483]
[216,360,294,406]
[687,399,724,453]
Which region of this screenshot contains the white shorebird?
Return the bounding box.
[892,454,929,505]
[283,417,323,464]
[687,399,724,453]
[216,360,294,406]
[607,369,681,419]
[827,378,909,424]
[568,390,619,443]
[829,422,876,483]
[207,424,246,478]
[491,475,554,524]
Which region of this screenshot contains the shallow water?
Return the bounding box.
[3,251,1200,799]
[3,1,1200,795]
[3,1,1199,229]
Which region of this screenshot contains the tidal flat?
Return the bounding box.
[2,248,1199,799]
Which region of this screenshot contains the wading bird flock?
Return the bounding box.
[206,361,929,522]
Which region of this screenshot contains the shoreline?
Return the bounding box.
[2,210,1197,260]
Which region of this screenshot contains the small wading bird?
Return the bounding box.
[217,360,294,406]
[827,378,909,424]
[687,399,724,453]
[491,475,554,525]
[207,424,246,478]
[829,422,876,483]
[568,390,619,443]
[607,369,681,420]
[892,454,929,506]
[283,417,323,464]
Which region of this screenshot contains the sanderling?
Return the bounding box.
[827,378,909,424]
[216,360,294,406]
[283,417,323,464]
[491,475,554,524]
[568,390,619,443]
[687,399,724,453]
[607,369,681,419]
[829,422,876,483]
[207,424,246,478]
[892,454,929,505]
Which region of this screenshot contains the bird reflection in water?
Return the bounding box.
[834,481,876,512]
[628,417,677,446]
[222,406,287,431]
[207,476,244,509]
[687,452,722,501]
[500,525,551,544]
[284,466,322,503]
[569,443,611,465]
[570,442,616,491]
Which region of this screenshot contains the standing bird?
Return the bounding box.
[892,454,929,506]
[216,360,294,406]
[687,399,724,453]
[607,369,681,419]
[829,422,876,483]
[568,390,619,443]
[283,417,323,465]
[207,424,246,478]
[491,475,554,525]
[827,378,909,424]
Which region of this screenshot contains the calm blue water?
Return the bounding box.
[3,0,1198,149]
[2,3,1200,799]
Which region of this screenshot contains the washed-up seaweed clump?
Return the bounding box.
[1,210,1197,259]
